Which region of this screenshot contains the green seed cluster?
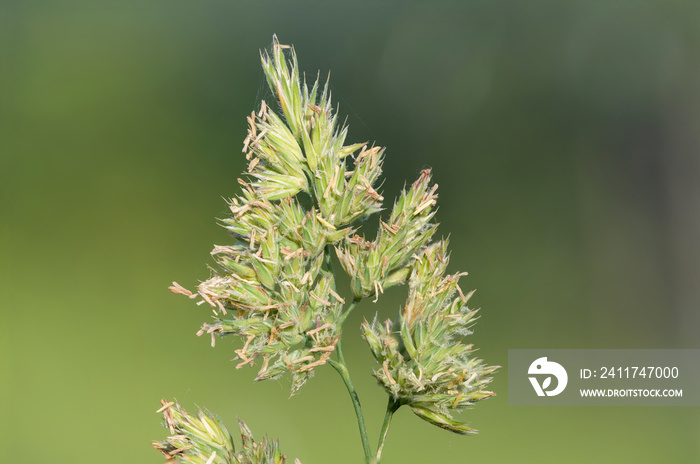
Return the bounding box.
[362,242,497,434]
[154,400,298,464]
[170,36,386,394]
[335,168,438,300]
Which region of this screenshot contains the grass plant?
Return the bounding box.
[153,36,497,464]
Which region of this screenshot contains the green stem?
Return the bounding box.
[329,358,372,463]
[337,297,361,329]
[374,396,401,463]
[325,247,370,461]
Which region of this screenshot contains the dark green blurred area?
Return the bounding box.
[1,1,699,462]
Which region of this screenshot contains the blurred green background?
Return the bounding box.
[1,1,699,463]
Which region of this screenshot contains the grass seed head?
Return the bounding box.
[154,400,297,464]
[361,241,498,434]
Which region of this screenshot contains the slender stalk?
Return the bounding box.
[329,358,372,463]
[325,240,373,461]
[337,297,361,329]
[375,396,401,463]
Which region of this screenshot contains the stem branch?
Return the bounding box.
[375,396,401,463]
[329,358,372,463]
[325,244,371,462]
[337,297,361,330]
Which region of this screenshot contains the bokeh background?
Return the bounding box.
[2,1,699,463]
